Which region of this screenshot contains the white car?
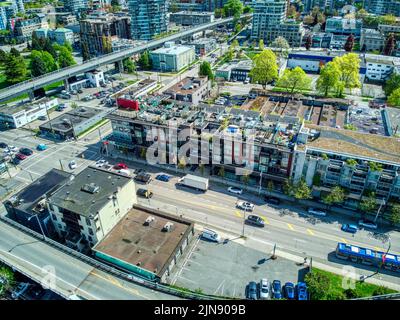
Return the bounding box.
[236,201,254,211]
[358,219,378,230]
[308,208,327,217]
[69,160,77,170]
[7,145,18,153]
[95,159,108,167]
[259,279,270,300]
[228,186,243,195]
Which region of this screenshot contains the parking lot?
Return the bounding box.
[169,230,306,298]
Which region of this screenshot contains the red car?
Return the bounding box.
[113,163,128,170]
[15,153,27,160]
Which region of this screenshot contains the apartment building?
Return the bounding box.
[170,11,214,26]
[13,16,48,39]
[364,0,400,16]
[360,29,384,52]
[34,27,75,45]
[64,0,88,15]
[150,42,195,72]
[47,166,137,251]
[164,76,211,106]
[251,0,287,40]
[325,17,362,37]
[364,54,400,82]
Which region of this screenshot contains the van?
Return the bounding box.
[308,208,327,217]
[201,228,221,243]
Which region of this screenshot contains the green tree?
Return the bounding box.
[360,192,377,213]
[388,203,400,226]
[230,39,239,51]
[267,180,274,194]
[123,58,136,74]
[384,73,400,97]
[293,179,312,200]
[276,66,311,96]
[138,51,152,70]
[323,186,346,206]
[4,54,27,84]
[9,47,20,57]
[0,265,14,298]
[199,61,214,80]
[249,49,278,89]
[258,39,264,51]
[0,49,7,63]
[332,53,361,91]
[243,5,252,14]
[242,173,250,188]
[30,51,48,76]
[382,14,396,25]
[57,45,76,68]
[305,272,330,300]
[178,157,186,169]
[388,87,400,107]
[223,0,243,18]
[271,36,290,53]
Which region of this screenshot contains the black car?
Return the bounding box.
[77,89,83,94]
[265,196,281,205]
[19,148,33,156]
[0,142,8,148]
[12,157,21,165]
[136,188,153,198]
[247,281,258,300]
[134,172,152,183]
[245,215,265,227]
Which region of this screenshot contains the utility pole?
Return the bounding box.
[258,171,262,195]
[374,198,385,223]
[59,159,64,171]
[242,209,245,237]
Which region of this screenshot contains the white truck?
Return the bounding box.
[177,174,209,192]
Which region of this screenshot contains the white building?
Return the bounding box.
[364,54,400,82]
[47,166,137,251]
[0,97,58,129]
[150,42,195,72]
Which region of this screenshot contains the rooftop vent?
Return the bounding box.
[144,216,155,226]
[81,183,100,194]
[162,222,174,232]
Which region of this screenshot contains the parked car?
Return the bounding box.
[95,159,108,167]
[136,188,153,198]
[7,146,18,153]
[264,196,280,205]
[308,208,327,217]
[69,160,77,170]
[247,281,258,300]
[36,144,47,151]
[37,116,47,121]
[11,283,29,299]
[156,174,171,182]
[201,228,221,243]
[271,280,282,299]
[0,142,7,148]
[135,172,152,183]
[12,157,21,165]
[236,200,254,211]
[228,186,243,195]
[358,219,378,230]
[15,153,27,160]
[113,163,128,170]
[259,279,270,300]
[284,282,295,300]
[341,224,358,234]
[296,282,308,300]
[19,148,33,156]
[245,214,265,227]
[77,89,83,94]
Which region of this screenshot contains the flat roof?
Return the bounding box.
[0,97,57,116]
[151,45,193,56]
[93,206,194,277]
[305,124,400,165]
[48,166,132,217]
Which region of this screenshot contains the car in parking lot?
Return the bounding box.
[136,188,153,198]
[308,208,327,217]
[236,200,254,211]
[113,163,128,170]
[271,280,282,299]
[0,142,8,148]
[358,219,378,230]
[341,224,358,234]
[69,160,77,170]
[259,279,270,300]
[19,148,33,156]
[15,153,27,160]
[36,144,47,151]
[228,186,243,195]
[7,145,18,153]
[247,281,258,300]
[201,228,221,243]
[296,282,308,300]
[284,282,295,300]
[12,157,21,165]
[37,116,47,121]
[245,214,265,227]
[95,159,108,167]
[135,172,152,183]
[156,174,171,182]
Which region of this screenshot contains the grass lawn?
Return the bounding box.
[309,268,396,299]
[272,86,312,94]
[44,81,63,91]
[3,93,29,104]
[125,79,139,86]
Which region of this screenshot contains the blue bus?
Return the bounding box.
[335,243,400,273]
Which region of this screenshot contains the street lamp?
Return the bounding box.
[27,214,46,240]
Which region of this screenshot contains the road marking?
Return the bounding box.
[235,210,242,218]
[259,215,270,224]
[307,229,315,236]
[287,223,294,231]
[341,238,348,244]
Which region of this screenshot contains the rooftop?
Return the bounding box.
[48,166,132,218]
[0,97,57,116]
[151,44,194,56]
[93,205,193,278]
[171,11,214,16]
[304,124,400,165]
[165,76,208,95]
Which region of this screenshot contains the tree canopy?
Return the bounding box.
[199,61,214,80]
[249,49,278,89]
[316,61,342,97]
[388,88,400,107]
[276,66,311,95]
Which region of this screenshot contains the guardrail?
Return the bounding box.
[351,292,400,300]
[0,215,227,300]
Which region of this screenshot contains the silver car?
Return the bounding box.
[259,279,270,299]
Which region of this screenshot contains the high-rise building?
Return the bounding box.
[364,0,400,16]
[303,0,333,13]
[64,0,88,15]
[0,0,25,30]
[251,0,287,39]
[128,0,169,40]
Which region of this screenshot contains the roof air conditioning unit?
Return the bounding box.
[162,222,174,232]
[144,216,155,226]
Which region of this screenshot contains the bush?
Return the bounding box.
[372,286,392,296]
[344,288,359,299]
[305,272,331,300]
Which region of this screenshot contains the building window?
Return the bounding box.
[52,214,57,221]
[88,228,93,235]
[86,217,91,226]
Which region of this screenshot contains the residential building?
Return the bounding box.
[364,0,400,16]
[364,54,400,82]
[13,16,48,39]
[39,106,110,140]
[330,34,351,49]
[187,38,217,56]
[4,169,73,238]
[169,11,214,26]
[47,166,137,251]
[93,206,194,282]
[174,0,227,12]
[325,17,362,37]
[80,12,131,56]
[303,0,333,13]
[215,59,253,81]
[64,0,88,15]
[266,20,305,47]
[34,27,75,45]
[56,13,77,26]
[292,125,400,210]
[127,0,169,41]
[164,77,211,105]
[150,42,195,72]
[360,29,384,52]
[378,24,400,35]
[0,97,58,129]
[305,32,333,49]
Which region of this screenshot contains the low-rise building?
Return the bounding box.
[364,54,400,82]
[215,60,253,82]
[0,97,58,129]
[360,29,384,52]
[305,32,333,49]
[150,42,195,72]
[169,11,214,26]
[187,38,217,56]
[66,69,106,91]
[13,15,48,39]
[34,27,75,45]
[47,166,137,251]
[325,17,362,37]
[93,205,194,282]
[164,76,211,105]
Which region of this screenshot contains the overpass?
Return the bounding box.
[0,14,251,103]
